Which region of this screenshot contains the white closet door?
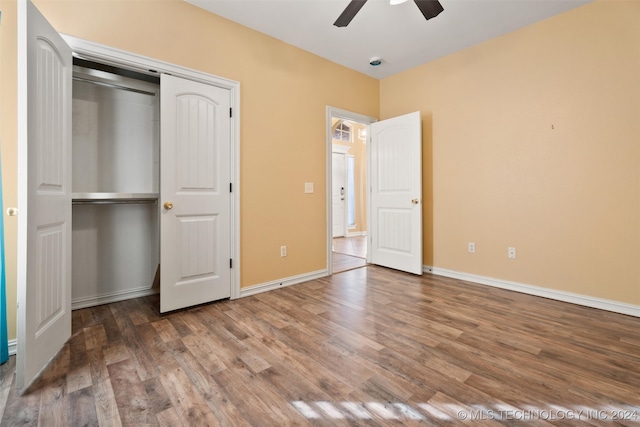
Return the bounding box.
[370,111,423,275]
[17,0,72,391]
[160,74,231,313]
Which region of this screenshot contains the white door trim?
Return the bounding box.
[325,106,376,275]
[61,35,242,299]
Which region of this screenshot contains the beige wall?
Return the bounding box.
[0,0,379,341]
[380,0,640,304]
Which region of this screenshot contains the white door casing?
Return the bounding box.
[17,0,73,391]
[369,111,422,275]
[332,152,346,238]
[160,74,232,313]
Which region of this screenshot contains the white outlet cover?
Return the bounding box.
[304,182,314,194]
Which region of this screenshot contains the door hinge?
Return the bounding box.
[230,258,233,268]
[230,182,232,193]
[229,107,232,118]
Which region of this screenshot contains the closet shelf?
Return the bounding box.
[72,192,159,205]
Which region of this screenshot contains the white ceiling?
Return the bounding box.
[186,0,591,79]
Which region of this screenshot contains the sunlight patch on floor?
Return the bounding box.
[291,401,640,422]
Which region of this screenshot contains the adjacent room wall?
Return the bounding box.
[0,0,380,341]
[331,119,367,235]
[380,0,640,305]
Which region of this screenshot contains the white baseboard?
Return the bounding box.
[426,265,640,318]
[8,339,16,356]
[346,231,367,237]
[239,269,328,298]
[72,286,159,310]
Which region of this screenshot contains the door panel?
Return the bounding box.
[160,74,231,313]
[370,112,422,275]
[17,0,72,391]
[332,152,346,237]
[177,215,216,278]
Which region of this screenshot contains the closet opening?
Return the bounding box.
[71,57,161,310]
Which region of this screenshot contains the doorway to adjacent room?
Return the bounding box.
[327,108,375,274]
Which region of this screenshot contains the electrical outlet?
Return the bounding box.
[468,242,476,253]
[508,247,516,259]
[304,182,314,194]
[280,246,287,257]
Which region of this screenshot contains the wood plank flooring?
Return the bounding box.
[332,253,367,273]
[333,236,367,258]
[2,266,640,425]
[333,236,367,273]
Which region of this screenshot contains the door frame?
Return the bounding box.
[43,34,242,299]
[62,35,242,299]
[325,106,376,275]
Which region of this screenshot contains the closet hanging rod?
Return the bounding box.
[72,199,158,206]
[73,76,157,97]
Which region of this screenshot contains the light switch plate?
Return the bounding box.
[304,182,314,194]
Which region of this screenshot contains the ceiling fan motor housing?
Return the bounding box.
[334,0,444,28]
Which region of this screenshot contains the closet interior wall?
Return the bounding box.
[71,62,161,309]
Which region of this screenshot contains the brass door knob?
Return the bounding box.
[411,198,420,205]
[164,201,174,210]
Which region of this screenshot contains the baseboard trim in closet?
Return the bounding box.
[239,269,328,299]
[7,339,16,356]
[72,286,159,310]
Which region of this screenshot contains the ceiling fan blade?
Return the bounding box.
[414,0,444,21]
[334,0,367,27]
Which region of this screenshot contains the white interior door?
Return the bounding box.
[160,74,231,313]
[332,152,346,238]
[369,111,422,275]
[17,0,72,391]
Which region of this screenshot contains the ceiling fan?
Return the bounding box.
[334,0,444,27]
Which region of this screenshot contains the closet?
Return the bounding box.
[19,1,238,391]
[65,57,234,314]
[71,60,161,308]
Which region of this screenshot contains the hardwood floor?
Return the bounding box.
[2,266,640,426]
[333,236,367,273]
[333,236,367,258]
[332,252,367,273]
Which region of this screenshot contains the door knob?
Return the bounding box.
[411,198,420,205]
[164,201,174,210]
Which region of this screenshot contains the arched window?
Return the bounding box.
[333,120,353,143]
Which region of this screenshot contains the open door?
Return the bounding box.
[160,74,232,312]
[369,111,422,275]
[17,0,73,391]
